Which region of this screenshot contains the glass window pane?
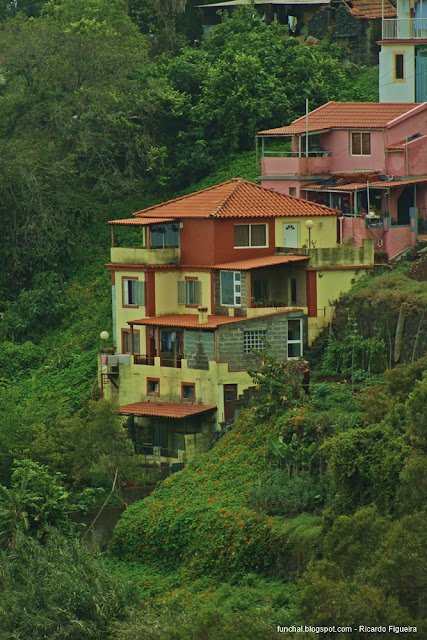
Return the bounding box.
[234,225,249,247]
[362,133,370,155]
[288,319,301,341]
[221,271,234,305]
[124,332,131,353]
[288,342,302,358]
[351,133,361,155]
[251,224,267,247]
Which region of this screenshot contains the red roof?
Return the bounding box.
[129,310,299,329]
[344,0,395,20]
[126,179,339,220]
[108,217,174,226]
[212,255,309,270]
[120,402,216,418]
[258,103,422,136]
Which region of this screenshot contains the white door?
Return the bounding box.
[283,223,299,248]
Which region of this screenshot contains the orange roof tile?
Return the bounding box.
[108,217,174,226]
[128,179,339,220]
[344,0,395,20]
[120,402,216,418]
[212,255,309,270]
[258,102,422,135]
[129,310,300,329]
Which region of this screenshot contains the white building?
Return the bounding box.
[379,0,427,102]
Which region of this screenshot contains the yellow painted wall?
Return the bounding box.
[104,357,254,426]
[111,246,180,265]
[316,269,364,310]
[275,217,337,249]
[155,271,212,316]
[115,271,146,349]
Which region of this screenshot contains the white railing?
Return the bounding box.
[383,18,427,39]
[263,150,329,158]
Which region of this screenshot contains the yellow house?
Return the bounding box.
[101,179,373,467]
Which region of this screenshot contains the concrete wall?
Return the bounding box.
[184,329,215,370]
[342,217,415,255]
[217,311,300,371]
[111,247,180,265]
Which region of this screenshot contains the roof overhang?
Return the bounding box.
[212,255,309,270]
[108,217,175,226]
[120,402,216,418]
[129,309,303,329]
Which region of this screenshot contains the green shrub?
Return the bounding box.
[0,530,134,639]
[248,471,329,516]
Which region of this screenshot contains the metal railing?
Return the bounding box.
[382,18,427,39]
[134,355,155,365]
[263,150,330,158]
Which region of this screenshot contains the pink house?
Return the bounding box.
[258,101,427,258]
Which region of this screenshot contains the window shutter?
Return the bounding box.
[137,281,145,306]
[123,279,129,305]
[178,281,186,305]
[194,281,201,305]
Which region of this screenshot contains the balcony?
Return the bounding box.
[110,246,180,265]
[382,18,427,39]
[133,354,183,368]
[262,152,331,178]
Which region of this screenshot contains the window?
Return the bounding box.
[122,329,140,354]
[253,279,268,302]
[289,187,297,197]
[147,378,160,396]
[394,53,405,81]
[182,383,195,402]
[234,224,267,248]
[290,278,297,305]
[350,132,371,156]
[244,330,267,353]
[287,318,303,359]
[123,278,145,307]
[220,271,241,306]
[149,223,180,249]
[178,279,201,306]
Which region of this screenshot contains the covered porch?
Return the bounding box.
[120,401,217,467]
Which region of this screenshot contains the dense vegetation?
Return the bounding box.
[0,1,425,639]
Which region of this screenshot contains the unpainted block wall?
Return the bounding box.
[184,330,215,370]
[217,313,298,371]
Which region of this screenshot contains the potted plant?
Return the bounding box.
[374,251,388,264]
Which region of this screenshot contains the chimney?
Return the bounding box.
[198,305,208,324]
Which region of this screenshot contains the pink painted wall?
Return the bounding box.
[342,216,415,257]
[386,137,427,176]
[261,156,331,177]
[261,177,314,199]
[384,225,413,259]
[385,105,427,146]
[323,130,386,173]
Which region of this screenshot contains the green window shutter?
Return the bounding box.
[123,279,129,305]
[194,281,201,305]
[178,281,186,305]
[136,281,145,306]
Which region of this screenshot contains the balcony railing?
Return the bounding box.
[382,18,427,39]
[133,354,182,368]
[134,354,155,365]
[263,150,329,158]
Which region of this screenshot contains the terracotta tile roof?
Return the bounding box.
[344,0,395,20]
[108,217,174,226]
[385,142,405,151]
[129,310,299,329]
[129,179,339,220]
[212,255,309,270]
[258,102,421,135]
[119,401,216,418]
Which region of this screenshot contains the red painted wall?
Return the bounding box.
[180,219,215,265]
[213,218,276,264]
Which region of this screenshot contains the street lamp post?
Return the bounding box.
[305,219,314,248]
